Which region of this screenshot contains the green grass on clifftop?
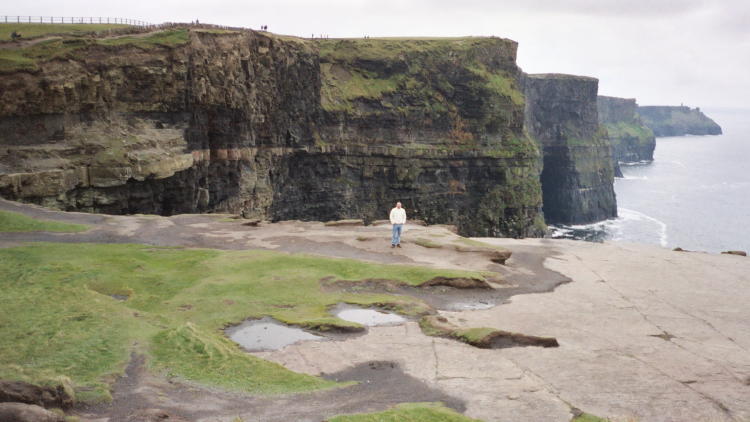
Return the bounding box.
[0,29,188,72]
[604,121,654,141]
[329,402,482,422]
[0,210,89,232]
[0,242,484,402]
[0,23,128,41]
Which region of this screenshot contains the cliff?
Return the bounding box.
[638,105,722,137]
[0,30,545,237]
[597,96,655,164]
[524,74,617,225]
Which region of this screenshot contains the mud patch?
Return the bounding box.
[419,315,559,349]
[322,246,571,312]
[266,236,414,264]
[226,317,325,351]
[78,356,467,422]
[332,304,406,327]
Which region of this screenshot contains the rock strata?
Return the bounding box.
[0,31,546,237]
[0,29,624,234]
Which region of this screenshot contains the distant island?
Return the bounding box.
[638,105,722,137]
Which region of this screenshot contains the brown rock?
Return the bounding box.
[721,250,747,257]
[324,219,364,227]
[0,402,64,422]
[0,380,73,409]
[125,408,192,422]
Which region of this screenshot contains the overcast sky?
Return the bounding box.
[13,0,750,108]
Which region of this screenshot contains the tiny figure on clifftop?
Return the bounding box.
[390,202,406,248]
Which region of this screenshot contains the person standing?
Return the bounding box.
[389,202,406,248]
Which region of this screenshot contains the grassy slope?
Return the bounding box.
[0,23,129,41]
[329,402,482,422]
[317,37,523,116]
[604,121,654,141]
[0,242,484,402]
[0,29,189,72]
[0,210,89,232]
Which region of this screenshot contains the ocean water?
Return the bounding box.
[550,108,750,253]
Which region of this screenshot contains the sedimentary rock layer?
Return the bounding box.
[524,74,617,225]
[638,105,722,136]
[597,96,655,163]
[0,31,545,237]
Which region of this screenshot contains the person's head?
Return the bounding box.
[395,202,402,208]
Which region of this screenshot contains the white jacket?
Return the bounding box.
[390,207,406,225]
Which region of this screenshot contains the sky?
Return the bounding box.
[11,0,750,108]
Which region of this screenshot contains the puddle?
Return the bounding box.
[225,317,324,351]
[332,304,406,326]
[445,301,494,311]
[110,294,129,301]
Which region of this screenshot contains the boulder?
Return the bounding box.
[0,402,64,422]
[0,380,73,409]
[721,250,747,257]
[125,408,192,422]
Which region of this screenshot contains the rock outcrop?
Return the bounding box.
[0,29,623,235]
[638,105,722,136]
[0,30,546,237]
[597,96,655,164]
[524,74,617,225]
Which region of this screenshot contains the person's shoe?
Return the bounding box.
[391,244,395,248]
[396,244,401,248]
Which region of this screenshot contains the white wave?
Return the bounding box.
[619,160,653,167]
[617,208,669,247]
[620,175,649,181]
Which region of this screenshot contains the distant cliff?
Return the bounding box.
[638,106,722,137]
[597,96,655,164]
[524,74,617,225]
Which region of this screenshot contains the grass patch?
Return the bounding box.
[572,413,610,422]
[328,402,482,422]
[414,238,443,249]
[0,29,188,72]
[0,23,128,41]
[604,121,654,142]
[98,29,189,48]
[0,210,89,232]
[0,242,484,402]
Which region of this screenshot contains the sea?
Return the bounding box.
[550,107,750,253]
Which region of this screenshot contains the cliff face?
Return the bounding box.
[638,106,722,137]
[524,74,617,225]
[270,38,544,236]
[597,96,655,164]
[0,31,545,237]
[0,29,320,216]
